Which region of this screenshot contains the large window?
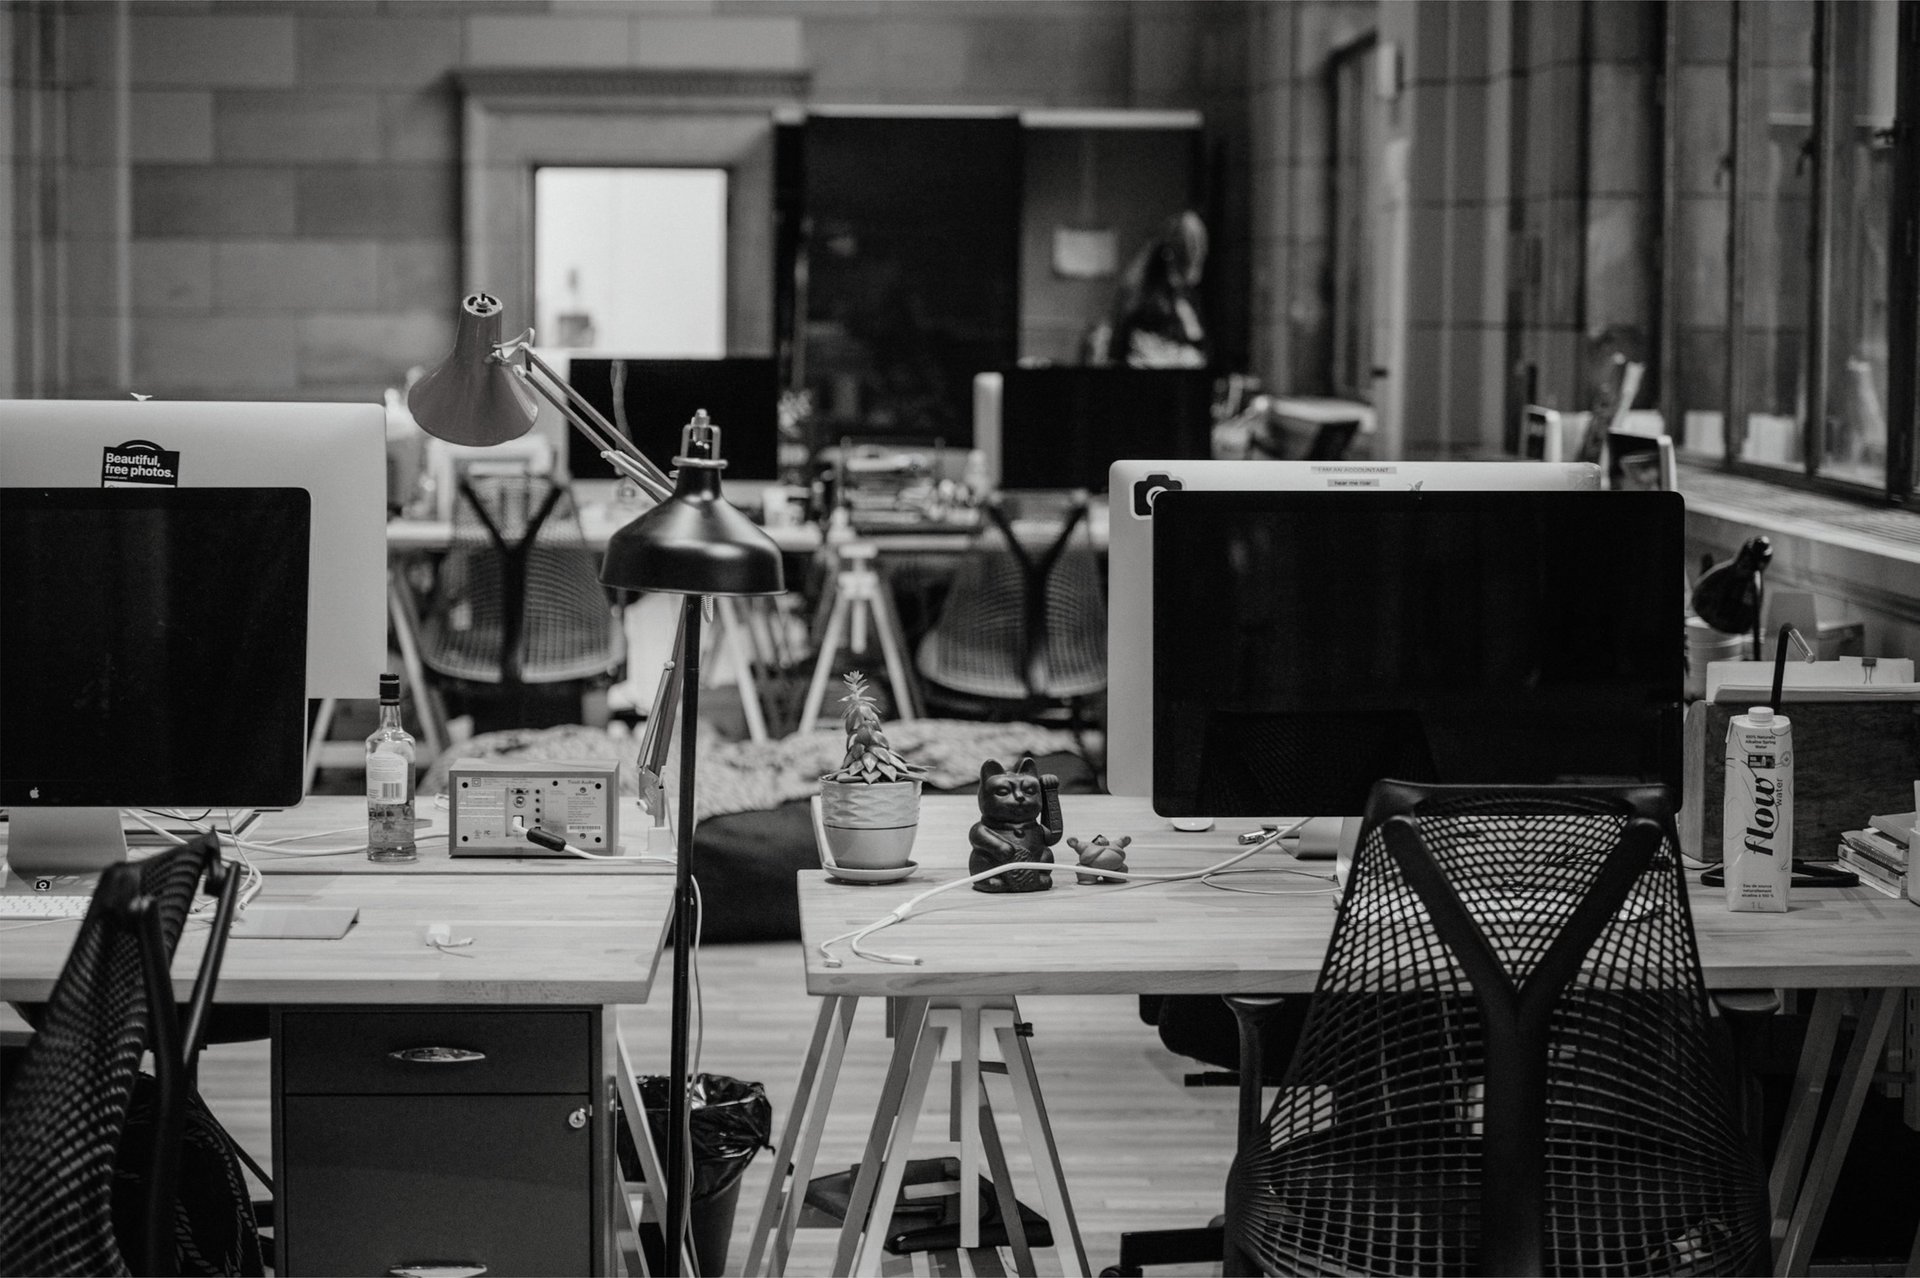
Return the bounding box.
[1670,0,1918,502]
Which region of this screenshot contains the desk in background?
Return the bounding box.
[386,489,1111,558]
[0,796,673,1277]
[761,795,1920,1278]
[384,487,1111,741]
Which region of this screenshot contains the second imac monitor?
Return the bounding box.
[1105,458,1607,800]
[1146,488,1684,818]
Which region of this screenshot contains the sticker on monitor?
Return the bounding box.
[100,439,180,488]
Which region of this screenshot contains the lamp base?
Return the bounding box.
[642,823,677,856]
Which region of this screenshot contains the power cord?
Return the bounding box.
[518,822,673,866]
[125,808,264,917]
[817,820,1323,968]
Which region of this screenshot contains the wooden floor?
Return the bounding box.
[194,940,1238,1277]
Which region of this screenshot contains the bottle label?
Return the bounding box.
[1724,716,1792,912]
[367,753,409,803]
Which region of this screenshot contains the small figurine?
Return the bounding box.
[1067,834,1131,885]
[968,757,1062,893]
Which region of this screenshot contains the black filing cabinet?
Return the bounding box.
[272,1007,614,1276]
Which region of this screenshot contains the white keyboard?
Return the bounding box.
[0,894,90,920]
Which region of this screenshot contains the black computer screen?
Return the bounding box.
[1151,490,1684,817]
[0,488,310,808]
[566,357,780,481]
[998,367,1213,491]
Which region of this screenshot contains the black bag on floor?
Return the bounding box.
[112,1075,265,1277]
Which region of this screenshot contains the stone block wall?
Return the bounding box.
[12,0,1232,403]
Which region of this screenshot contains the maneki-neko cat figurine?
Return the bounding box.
[968,757,1062,893]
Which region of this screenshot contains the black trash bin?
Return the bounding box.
[617,1073,772,1275]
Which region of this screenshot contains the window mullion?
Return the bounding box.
[1805,0,1836,478]
[1726,1,1751,468]
[1890,1,1920,502]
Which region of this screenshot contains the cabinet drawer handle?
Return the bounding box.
[388,1046,487,1065]
[388,1265,487,1278]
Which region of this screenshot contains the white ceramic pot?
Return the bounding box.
[819,779,920,869]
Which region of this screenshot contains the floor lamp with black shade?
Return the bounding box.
[410,293,787,1275]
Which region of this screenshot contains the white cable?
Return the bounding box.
[1198,865,1341,896]
[125,807,193,846]
[689,876,705,1085]
[816,821,1312,968]
[125,808,266,917]
[249,824,365,844]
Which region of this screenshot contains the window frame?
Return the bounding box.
[1676,0,1919,506]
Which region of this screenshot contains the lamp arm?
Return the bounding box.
[507,346,676,500]
[633,605,688,827]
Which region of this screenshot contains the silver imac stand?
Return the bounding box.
[6,808,129,877]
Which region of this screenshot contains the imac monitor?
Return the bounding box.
[1608,430,1677,491]
[0,400,385,700]
[1148,489,1684,818]
[1,488,311,872]
[978,367,1214,492]
[1106,459,1604,798]
[565,357,780,482]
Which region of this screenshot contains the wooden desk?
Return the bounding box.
[800,797,1920,996]
[386,495,1110,558]
[0,797,675,1277]
[766,795,1920,1277]
[388,501,824,557]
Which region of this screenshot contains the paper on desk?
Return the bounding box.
[1707,657,1917,704]
[229,905,359,940]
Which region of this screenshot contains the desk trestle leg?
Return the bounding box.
[613,1029,698,1277]
[850,1015,950,1275]
[797,544,921,732]
[756,995,1085,1277]
[744,994,860,1277]
[811,997,1084,1278]
[1774,987,1898,1277]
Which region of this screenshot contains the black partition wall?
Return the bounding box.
[792,115,1022,448]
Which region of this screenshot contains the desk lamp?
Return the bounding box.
[1690,535,1772,659]
[410,292,786,1276]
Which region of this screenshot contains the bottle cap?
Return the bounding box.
[1745,706,1773,723]
[379,673,401,703]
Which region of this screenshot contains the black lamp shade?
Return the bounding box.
[1691,535,1772,634]
[407,293,539,446]
[600,423,785,597]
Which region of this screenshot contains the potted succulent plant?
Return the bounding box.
[818,673,924,869]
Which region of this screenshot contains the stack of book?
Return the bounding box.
[1837,810,1916,899]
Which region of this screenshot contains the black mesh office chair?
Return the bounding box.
[1226,782,1768,1277]
[418,473,625,699]
[0,837,246,1277]
[915,495,1106,748]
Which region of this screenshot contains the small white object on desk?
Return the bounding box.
[1170,816,1215,832]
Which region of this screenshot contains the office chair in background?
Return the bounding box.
[0,836,251,1277]
[418,473,626,730]
[915,495,1107,762]
[1226,782,1767,1277]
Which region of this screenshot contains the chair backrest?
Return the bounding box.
[1228,781,1767,1278]
[915,496,1106,703]
[0,837,239,1278]
[423,474,622,685]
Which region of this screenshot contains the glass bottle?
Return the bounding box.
[366,673,418,862]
